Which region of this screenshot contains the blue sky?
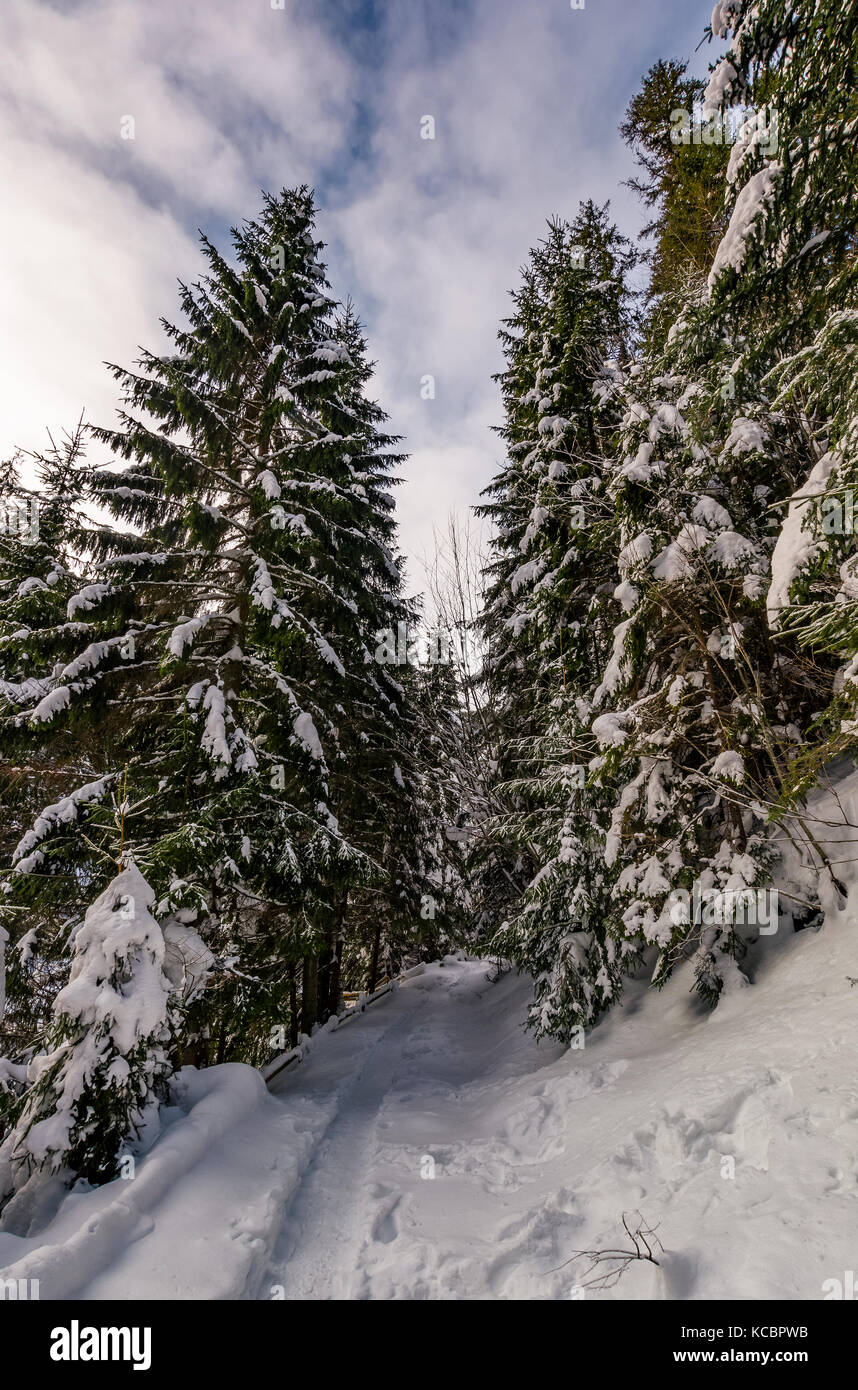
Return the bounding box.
[0,0,723,587]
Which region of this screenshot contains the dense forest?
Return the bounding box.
[2,0,857,1209]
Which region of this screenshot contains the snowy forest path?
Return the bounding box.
[8,940,856,1302]
[258,982,432,1298]
[255,955,540,1300]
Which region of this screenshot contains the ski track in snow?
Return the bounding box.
[253,957,590,1301]
[260,988,437,1299]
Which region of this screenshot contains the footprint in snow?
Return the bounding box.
[370,1194,401,1245]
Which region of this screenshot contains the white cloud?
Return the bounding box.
[0,0,717,585]
[0,0,354,469]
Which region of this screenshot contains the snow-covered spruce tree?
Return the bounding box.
[0,425,90,790]
[760,309,858,806]
[0,444,85,708]
[400,653,473,963]
[705,0,858,361]
[3,189,415,1065]
[577,0,854,1005]
[291,302,435,1021]
[411,517,499,960]
[591,281,825,1003]
[476,203,639,1038]
[0,426,93,1061]
[701,0,858,784]
[0,863,174,1209]
[333,603,475,998]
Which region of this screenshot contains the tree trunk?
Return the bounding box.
[316,940,333,1025]
[368,916,382,994]
[317,891,348,1021]
[328,932,344,1017]
[300,954,318,1035]
[288,962,299,1049]
[215,1011,230,1065]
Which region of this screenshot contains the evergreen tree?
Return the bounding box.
[705,0,857,351]
[592,293,821,1001]
[477,203,638,1036]
[620,58,729,339]
[0,864,174,1209]
[3,188,416,1071]
[697,2,857,745]
[581,0,854,1005]
[701,0,856,818]
[0,426,92,1061]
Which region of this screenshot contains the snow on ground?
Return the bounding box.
[1,787,857,1300]
[259,932,858,1301]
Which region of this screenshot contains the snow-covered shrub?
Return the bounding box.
[0,864,175,1203]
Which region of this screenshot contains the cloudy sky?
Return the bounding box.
[0,0,723,589]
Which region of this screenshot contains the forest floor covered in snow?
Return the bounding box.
[1,861,857,1300]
